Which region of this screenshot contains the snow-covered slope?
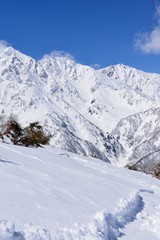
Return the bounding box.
[0,143,159,240]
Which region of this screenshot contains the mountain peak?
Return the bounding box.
[100,63,136,73]
[0,46,15,56]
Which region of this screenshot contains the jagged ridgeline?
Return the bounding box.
[0,46,160,177]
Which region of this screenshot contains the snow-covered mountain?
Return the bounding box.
[0,47,124,162]
[0,46,160,169]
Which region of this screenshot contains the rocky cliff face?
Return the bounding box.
[112,107,160,173]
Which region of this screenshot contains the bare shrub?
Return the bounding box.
[153,163,160,179]
[0,115,50,148]
[18,121,50,147]
[1,114,22,143]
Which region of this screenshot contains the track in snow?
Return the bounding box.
[0,191,144,240]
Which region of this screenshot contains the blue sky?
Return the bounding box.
[0,0,160,73]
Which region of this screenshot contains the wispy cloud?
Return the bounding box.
[135,3,160,54]
[42,50,76,61]
[90,63,101,70]
[0,40,9,52]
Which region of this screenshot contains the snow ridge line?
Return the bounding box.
[0,191,144,240]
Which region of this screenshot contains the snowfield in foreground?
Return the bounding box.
[0,143,159,239]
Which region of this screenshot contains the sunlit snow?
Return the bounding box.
[0,143,159,239]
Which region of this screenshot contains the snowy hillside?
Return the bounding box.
[0,143,159,239]
[1,46,160,168]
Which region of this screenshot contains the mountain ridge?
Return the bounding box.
[0,46,160,171]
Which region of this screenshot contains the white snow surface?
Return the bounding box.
[0,143,159,239]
